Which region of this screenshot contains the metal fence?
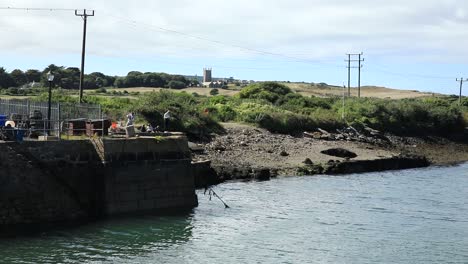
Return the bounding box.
[0,98,104,139]
[0,98,101,120]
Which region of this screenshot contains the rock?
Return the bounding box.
[214,144,226,151]
[303,131,314,138]
[280,150,289,156]
[188,142,205,153]
[303,158,313,165]
[321,148,358,159]
[252,168,271,181]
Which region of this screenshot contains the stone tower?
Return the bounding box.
[203,68,212,83]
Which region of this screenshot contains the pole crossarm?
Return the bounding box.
[75,9,95,17]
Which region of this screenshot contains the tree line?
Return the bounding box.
[0,64,195,90]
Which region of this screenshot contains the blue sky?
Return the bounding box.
[1,0,468,95]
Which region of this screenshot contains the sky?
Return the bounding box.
[1,0,468,95]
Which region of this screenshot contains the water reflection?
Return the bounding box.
[0,213,194,263]
[1,164,467,263]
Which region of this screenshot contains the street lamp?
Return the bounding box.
[47,71,55,133]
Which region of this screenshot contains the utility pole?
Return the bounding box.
[456,78,468,105]
[345,53,364,97]
[347,54,351,97]
[357,53,364,98]
[75,9,95,103]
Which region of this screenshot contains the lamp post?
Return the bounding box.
[47,71,55,133]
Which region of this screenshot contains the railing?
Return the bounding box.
[0,98,105,141]
[0,99,101,122]
[1,118,109,141]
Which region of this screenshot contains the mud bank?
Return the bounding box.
[191,123,465,187]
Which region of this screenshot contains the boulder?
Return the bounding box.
[321,148,357,159]
[252,168,271,181]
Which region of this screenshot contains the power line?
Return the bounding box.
[368,63,453,80]
[1,6,465,93]
[102,12,343,68]
[0,7,77,11]
[0,6,342,69]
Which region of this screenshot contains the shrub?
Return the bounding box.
[133,90,224,138]
[96,87,107,93]
[238,82,292,104]
[168,80,186,89]
[210,88,219,96]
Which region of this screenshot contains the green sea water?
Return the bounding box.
[1,164,467,263]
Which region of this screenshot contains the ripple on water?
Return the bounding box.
[1,164,468,263]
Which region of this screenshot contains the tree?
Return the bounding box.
[143,73,164,87]
[10,69,27,87]
[41,64,64,87]
[171,75,189,85]
[191,79,200,87]
[95,77,108,88]
[114,77,126,88]
[25,69,41,83]
[89,72,108,88]
[168,80,186,89]
[0,67,15,88]
[61,67,80,89]
[83,75,98,89]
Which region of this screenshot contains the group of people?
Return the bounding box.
[125,110,172,133]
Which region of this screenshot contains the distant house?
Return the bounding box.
[203,80,226,88]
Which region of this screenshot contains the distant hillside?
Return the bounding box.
[282,82,436,99]
[103,82,438,100]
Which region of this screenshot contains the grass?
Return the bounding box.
[4,82,465,138]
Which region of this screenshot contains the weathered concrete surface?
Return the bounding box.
[0,136,197,233]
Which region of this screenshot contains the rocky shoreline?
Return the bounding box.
[191,123,468,187]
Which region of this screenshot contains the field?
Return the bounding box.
[99,82,436,100]
[282,83,435,99]
[103,87,240,97]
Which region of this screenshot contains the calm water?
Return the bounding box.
[1,164,468,263]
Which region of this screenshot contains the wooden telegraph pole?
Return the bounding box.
[75,9,95,103]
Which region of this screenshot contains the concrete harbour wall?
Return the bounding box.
[0,136,197,233]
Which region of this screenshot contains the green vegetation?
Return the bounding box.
[132,90,224,138]
[0,65,193,91]
[204,82,466,135]
[115,71,192,89]
[209,88,219,96]
[8,79,468,138]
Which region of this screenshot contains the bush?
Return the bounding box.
[168,80,186,89]
[210,88,219,96]
[96,87,107,93]
[133,90,224,138]
[238,82,293,104]
[341,98,465,135]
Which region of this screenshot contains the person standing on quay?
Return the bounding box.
[164,110,171,131]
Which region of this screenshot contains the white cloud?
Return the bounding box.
[1,0,468,63]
